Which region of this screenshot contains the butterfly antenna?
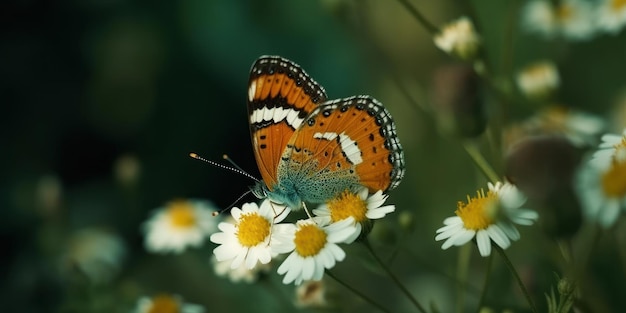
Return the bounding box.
[189,153,259,182]
[212,190,253,216]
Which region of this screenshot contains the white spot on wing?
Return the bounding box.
[292,117,303,129]
[263,107,274,121]
[339,132,363,165]
[313,132,338,140]
[248,81,256,102]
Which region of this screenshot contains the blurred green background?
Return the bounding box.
[3,0,626,312]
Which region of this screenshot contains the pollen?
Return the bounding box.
[146,294,180,313]
[294,223,327,257]
[167,201,197,228]
[601,158,626,198]
[237,213,271,247]
[327,190,368,223]
[455,189,498,230]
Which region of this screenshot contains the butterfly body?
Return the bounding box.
[247,56,404,210]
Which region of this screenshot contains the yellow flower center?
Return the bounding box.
[146,294,180,313]
[556,4,573,21]
[611,0,626,11]
[455,189,498,230]
[327,190,368,223]
[237,213,271,247]
[294,223,327,257]
[167,201,197,228]
[601,158,626,198]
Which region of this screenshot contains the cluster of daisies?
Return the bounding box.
[136,126,626,312]
[522,0,626,41]
[142,188,396,285]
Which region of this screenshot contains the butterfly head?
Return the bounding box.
[250,180,305,211]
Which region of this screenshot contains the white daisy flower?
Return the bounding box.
[295,280,327,308]
[210,199,291,270]
[521,0,596,41]
[434,16,481,60]
[515,61,560,100]
[312,188,395,243]
[435,182,538,257]
[275,218,357,285]
[134,294,204,313]
[590,128,626,169]
[578,129,626,228]
[143,199,217,254]
[61,228,126,284]
[520,106,606,147]
[596,0,626,34]
[211,254,271,283]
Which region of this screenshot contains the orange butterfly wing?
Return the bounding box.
[247,56,327,190]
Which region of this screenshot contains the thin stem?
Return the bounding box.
[456,244,472,313]
[462,140,500,183]
[475,252,494,313]
[394,0,439,34]
[326,270,392,313]
[494,245,538,313]
[363,240,428,313]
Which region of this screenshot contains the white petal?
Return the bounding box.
[476,230,492,257]
[230,248,248,269]
[497,222,520,241]
[366,205,395,219]
[486,225,511,249]
[301,257,315,281]
[600,200,621,228]
[312,257,325,280]
[231,207,243,220]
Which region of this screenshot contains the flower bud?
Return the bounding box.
[516,60,560,101]
[431,64,486,138]
[434,16,481,60]
[505,136,583,238]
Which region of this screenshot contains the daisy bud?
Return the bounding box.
[516,60,560,101]
[431,64,486,138]
[398,211,415,233]
[434,16,481,61]
[505,136,583,238]
[295,280,327,308]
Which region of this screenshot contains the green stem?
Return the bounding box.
[494,245,538,313]
[456,244,471,313]
[462,140,500,183]
[475,252,494,313]
[394,0,439,34]
[326,270,392,313]
[363,240,428,313]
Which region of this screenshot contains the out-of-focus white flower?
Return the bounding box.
[143,199,217,254]
[516,61,560,100]
[295,280,327,308]
[134,294,204,313]
[578,128,626,228]
[596,0,626,34]
[211,255,271,283]
[521,0,596,41]
[434,16,481,60]
[520,106,605,147]
[62,228,126,284]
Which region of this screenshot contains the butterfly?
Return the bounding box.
[247,56,405,210]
